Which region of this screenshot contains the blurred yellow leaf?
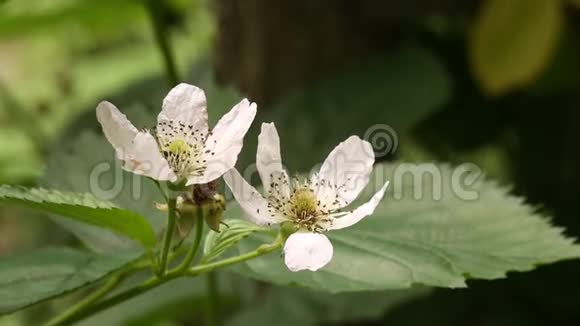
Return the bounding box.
[470,0,563,96]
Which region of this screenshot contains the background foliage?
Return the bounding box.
[1,0,580,325]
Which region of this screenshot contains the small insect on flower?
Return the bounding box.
[224,123,389,272]
[96,83,257,185]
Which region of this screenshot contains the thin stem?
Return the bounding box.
[159,196,177,276]
[49,274,176,326]
[153,180,168,202]
[146,0,180,86]
[175,208,204,271]
[147,249,160,274]
[187,237,283,276]
[46,255,155,325]
[48,238,283,325]
[46,274,125,326]
[205,272,219,326]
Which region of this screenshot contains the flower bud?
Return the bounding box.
[156,181,228,235]
[202,194,226,232]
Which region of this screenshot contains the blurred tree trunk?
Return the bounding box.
[212,0,468,105]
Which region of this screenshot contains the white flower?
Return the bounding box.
[96,83,257,185]
[224,122,389,272]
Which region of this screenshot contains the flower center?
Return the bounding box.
[167,139,189,155]
[291,188,318,220]
[266,175,347,232]
[156,120,211,180]
[286,185,333,232]
[161,139,196,178]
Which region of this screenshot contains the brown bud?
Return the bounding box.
[202,194,226,232]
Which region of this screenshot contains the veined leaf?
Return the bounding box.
[203,219,268,262]
[228,163,580,292]
[0,186,156,249]
[0,248,141,314]
[470,0,563,95]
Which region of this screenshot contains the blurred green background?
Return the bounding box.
[1,0,580,325]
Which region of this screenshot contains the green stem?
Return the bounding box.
[146,0,180,86]
[187,237,283,276]
[153,180,168,202]
[46,255,155,326]
[176,208,204,271]
[50,274,176,326]
[46,274,125,326]
[159,196,177,276]
[48,238,283,325]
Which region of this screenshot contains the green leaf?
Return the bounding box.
[228,286,431,326]
[228,163,580,292]
[0,186,156,249]
[470,0,563,95]
[0,248,141,314]
[203,219,268,262]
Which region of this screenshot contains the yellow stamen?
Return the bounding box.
[291,188,318,219]
[167,139,189,155]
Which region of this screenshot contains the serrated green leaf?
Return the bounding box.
[227,163,580,292]
[0,248,141,314]
[470,0,563,95]
[203,219,268,262]
[0,186,156,249]
[228,286,431,326]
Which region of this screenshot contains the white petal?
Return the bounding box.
[257,122,290,196]
[196,99,257,184]
[328,181,389,230]
[284,232,334,272]
[124,132,177,181]
[316,136,375,209]
[222,169,286,226]
[158,83,209,133]
[96,101,138,160]
[97,102,177,181]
